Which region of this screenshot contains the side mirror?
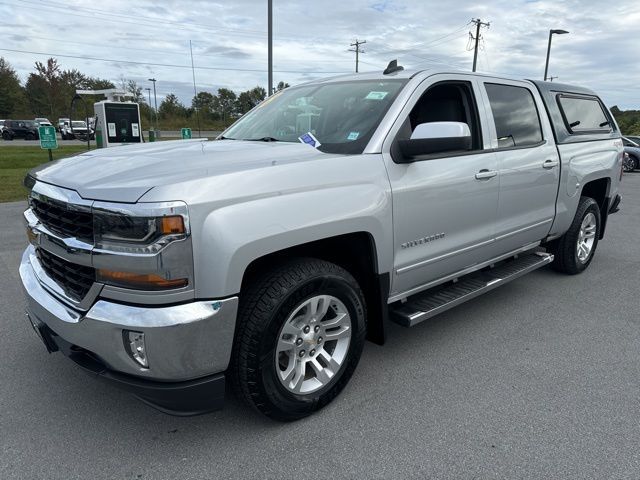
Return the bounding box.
[398,121,472,162]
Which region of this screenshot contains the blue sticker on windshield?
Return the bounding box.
[298,132,322,148]
[347,131,360,140]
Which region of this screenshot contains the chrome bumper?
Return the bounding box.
[20,246,238,381]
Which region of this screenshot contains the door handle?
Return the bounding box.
[475,169,498,180]
[543,159,559,169]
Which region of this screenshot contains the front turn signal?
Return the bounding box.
[160,215,185,235]
[97,269,188,290]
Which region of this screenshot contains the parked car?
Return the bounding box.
[61,120,94,140]
[2,120,39,140]
[35,118,53,127]
[622,136,640,171]
[0,119,5,132]
[21,66,622,420]
[57,118,70,133]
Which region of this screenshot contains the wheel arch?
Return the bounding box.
[579,176,610,239]
[240,232,390,345]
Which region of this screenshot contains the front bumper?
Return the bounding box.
[20,247,238,415]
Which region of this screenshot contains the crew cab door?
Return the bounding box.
[478,80,559,251]
[382,75,499,299]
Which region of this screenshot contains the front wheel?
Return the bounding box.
[231,258,366,421]
[549,196,601,274]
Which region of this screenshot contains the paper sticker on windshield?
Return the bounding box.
[365,91,388,100]
[347,131,360,140]
[299,132,321,148]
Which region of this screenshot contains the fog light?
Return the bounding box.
[124,330,148,368]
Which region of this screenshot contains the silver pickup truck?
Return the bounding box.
[20,65,623,420]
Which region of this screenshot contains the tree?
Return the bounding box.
[0,57,26,117]
[25,58,63,118]
[276,81,290,92]
[159,93,187,118]
[236,86,266,114]
[192,91,217,120]
[216,88,237,124]
[126,79,144,103]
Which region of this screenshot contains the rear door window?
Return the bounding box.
[484,83,543,148]
[557,96,611,133]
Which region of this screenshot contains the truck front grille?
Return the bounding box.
[37,248,95,301]
[31,198,93,243]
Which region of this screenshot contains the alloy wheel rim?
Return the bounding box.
[275,294,352,394]
[576,212,597,263]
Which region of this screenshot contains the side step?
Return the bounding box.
[390,252,553,327]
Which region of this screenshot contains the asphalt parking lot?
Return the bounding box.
[0,174,639,479]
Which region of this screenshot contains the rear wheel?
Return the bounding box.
[2,131,11,140]
[25,132,35,140]
[548,196,601,274]
[623,154,636,172]
[231,258,366,421]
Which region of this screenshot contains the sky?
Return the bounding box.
[0,0,638,109]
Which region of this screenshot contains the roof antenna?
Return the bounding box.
[383,59,404,75]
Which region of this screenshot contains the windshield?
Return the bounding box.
[24,121,36,127]
[223,79,407,154]
[72,121,87,128]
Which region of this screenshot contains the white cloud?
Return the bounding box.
[0,0,638,108]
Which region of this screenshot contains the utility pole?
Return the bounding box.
[349,39,366,73]
[470,18,490,72]
[145,87,152,129]
[549,76,558,82]
[148,78,158,132]
[268,0,273,95]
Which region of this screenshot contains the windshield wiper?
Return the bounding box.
[243,136,280,142]
[218,135,235,140]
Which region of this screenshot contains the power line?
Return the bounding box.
[377,23,471,56]
[0,47,351,75]
[7,34,356,64]
[349,39,366,73]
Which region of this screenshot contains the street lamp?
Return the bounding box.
[148,78,158,131]
[145,87,152,129]
[544,29,569,81]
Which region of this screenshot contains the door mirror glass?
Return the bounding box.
[399,121,472,161]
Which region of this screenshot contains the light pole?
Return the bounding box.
[267,0,273,96]
[544,29,569,81]
[148,78,158,131]
[145,87,152,129]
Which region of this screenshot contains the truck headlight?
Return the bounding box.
[93,203,188,253]
[92,201,193,291]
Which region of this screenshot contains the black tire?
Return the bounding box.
[631,155,639,171]
[2,131,12,140]
[25,132,35,141]
[548,196,601,274]
[231,258,366,421]
[623,154,635,172]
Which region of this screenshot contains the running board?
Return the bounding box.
[390,252,554,327]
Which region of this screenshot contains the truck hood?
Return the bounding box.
[29,139,330,202]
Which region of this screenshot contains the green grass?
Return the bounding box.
[0,145,90,202]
